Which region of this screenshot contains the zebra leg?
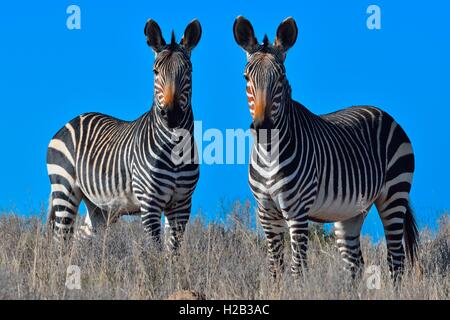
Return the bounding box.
[138,198,164,249]
[49,184,82,242]
[376,196,409,282]
[165,200,192,255]
[286,214,309,277]
[259,209,287,278]
[48,171,83,242]
[163,215,171,248]
[334,213,365,278]
[76,198,109,240]
[375,125,416,283]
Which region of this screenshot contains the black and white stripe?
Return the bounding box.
[234,16,418,280]
[46,19,202,253]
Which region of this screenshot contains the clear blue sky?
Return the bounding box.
[0,1,449,240]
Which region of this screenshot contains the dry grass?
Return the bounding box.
[0,203,448,300]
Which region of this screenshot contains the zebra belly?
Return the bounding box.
[82,190,141,215]
[308,198,374,222]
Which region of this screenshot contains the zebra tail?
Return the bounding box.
[404,201,419,266]
[47,193,55,230]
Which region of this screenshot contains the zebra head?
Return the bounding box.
[145,19,202,129]
[233,16,298,131]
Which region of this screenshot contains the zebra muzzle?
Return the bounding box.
[253,116,273,131]
[162,103,183,129]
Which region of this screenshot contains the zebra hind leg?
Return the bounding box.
[334,213,366,279]
[47,181,83,242]
[75,198,109,241]
[376,125,417,283]
[47,131,83,242]
[376,195,417,283]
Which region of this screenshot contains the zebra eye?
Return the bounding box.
[244,74,250,82]
[153,69,159,76]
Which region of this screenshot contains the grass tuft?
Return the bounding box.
[0,206,448,300]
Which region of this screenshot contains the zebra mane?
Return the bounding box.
[262,34,270,48]
[166,30,182,52]
[170,30,176,46]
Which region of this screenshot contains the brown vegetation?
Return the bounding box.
[0,203,448,300]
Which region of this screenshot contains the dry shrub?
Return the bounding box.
[0,206,448,300]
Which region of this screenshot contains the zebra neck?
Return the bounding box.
[269,98,314,149]
[271,97,295,141]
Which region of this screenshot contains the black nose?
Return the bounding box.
[253,117,273,131]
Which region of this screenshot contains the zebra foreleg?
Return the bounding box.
[165,200,192,255]
[286,213,309,277]
[259,210,287,278]
[139,199,164,249]
[334,214,365,279]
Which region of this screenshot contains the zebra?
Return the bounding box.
[233,16,418,280]
[46,19,202,253]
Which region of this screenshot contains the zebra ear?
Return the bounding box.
[233,16,258,53]
[274,17,298,55]
[144,19,166,52]
[181,19,202,54]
